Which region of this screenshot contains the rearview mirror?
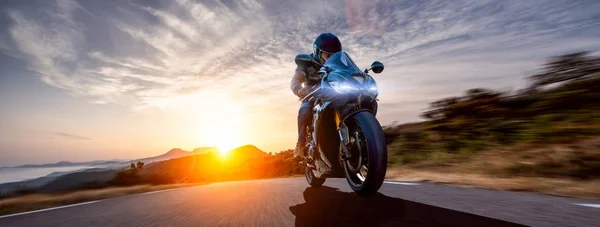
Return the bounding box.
[371,61,384,74]
[295,54,314,68]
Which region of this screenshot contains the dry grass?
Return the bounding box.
[0,183,202,216]
[386,167,600,200]
[383,137,600,200]
[405,138,599,175]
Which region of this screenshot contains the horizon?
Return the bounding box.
[0,144,263,168]
[1,0,600,166]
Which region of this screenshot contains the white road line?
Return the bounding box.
[0,200,101,219]
[384,181,420,186]
[574,203,600,208]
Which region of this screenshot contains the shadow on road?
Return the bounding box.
[289,186,525,227]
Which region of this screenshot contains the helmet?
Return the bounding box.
[313,33,342,64]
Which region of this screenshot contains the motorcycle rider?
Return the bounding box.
[291,32,343,158]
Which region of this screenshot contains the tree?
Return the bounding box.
[421,96,461,121]
[136,161,145,169]
[130,163,136,170]
[528,51,600,88]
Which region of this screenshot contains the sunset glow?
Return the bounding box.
[216,140,236,157]
[0,0,598,166]
[205,121,243,156]
[197,104,246,156]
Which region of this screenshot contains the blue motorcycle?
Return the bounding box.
[296,51,387,197]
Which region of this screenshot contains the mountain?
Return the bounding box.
[38,170,118,193]
[0,168,117,196]
[136,144,277,184]
[136,147,218,164]
[0,160,129,169]
[228,145,269,160]
[0,144,295,197]
[0,147,218,169]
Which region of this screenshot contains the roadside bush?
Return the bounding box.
[108,169,142,186]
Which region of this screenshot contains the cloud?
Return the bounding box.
[52,132,92,141]
[1,0,599,125]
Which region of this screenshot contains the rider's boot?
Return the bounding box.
[293,141,306,159]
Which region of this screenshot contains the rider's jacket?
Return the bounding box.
[290,53,323,98]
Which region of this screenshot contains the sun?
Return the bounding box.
[206,107,246,157]
[209,119,244,157]
[216,140,237,156]
[208,127,243,159]
[188,101,247,159]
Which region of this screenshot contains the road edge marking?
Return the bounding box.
[573,203,600,208]
[0,200,101,219]
[384,181,420,186]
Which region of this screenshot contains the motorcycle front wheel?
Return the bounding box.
[342,111,388,197]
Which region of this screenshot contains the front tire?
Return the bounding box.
[342,111,388,197]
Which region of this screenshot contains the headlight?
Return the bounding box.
[329,81,358,93]
[369,83,379,96]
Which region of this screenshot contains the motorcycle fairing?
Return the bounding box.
[306,53,380,178]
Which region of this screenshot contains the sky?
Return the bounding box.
[0,0,599,166]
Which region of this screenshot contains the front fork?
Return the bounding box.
[337,95,378,161]
[339,127,353,161]
[304,98,326,166]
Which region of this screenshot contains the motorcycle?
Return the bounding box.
[295,51,387,197]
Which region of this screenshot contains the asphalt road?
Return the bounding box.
[0,178,598,227]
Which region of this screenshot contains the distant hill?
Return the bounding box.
[0,160,128,169]
[228,145,269,160]
[0,145,302,197]
[0,176,56,196]
[38,170,118,193]
[130,144,298,185]
[0,168,118,196]
[136,146,254,180]
[136,147,218,164]
[0,147,218,169]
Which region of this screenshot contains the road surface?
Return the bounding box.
[0,178,598,226]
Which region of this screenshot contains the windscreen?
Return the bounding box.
[322,52,362,76]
